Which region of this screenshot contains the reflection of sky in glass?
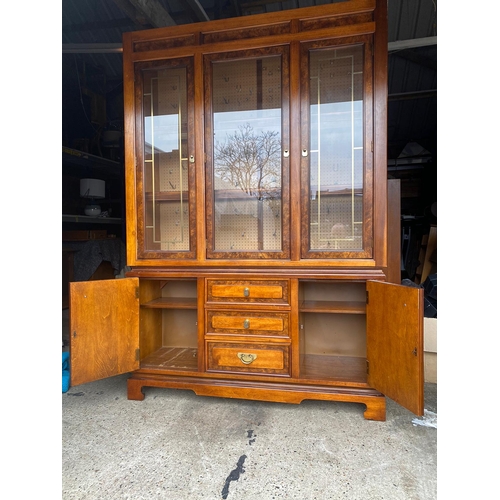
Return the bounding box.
[310,100,363,189]
[144,114,179,153]
[214,109,281,143]
[310,101,362,150]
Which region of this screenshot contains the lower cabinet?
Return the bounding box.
[69,273,423,421]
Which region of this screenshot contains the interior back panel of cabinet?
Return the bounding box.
[300,281,366,302]
[212,57,281,113]
[214,199,282,251]
[160,280,197,298]
[301,313,366,357]
[161,309,198,347]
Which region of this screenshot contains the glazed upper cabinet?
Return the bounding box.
[124,0,387,267]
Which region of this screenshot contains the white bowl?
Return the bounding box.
[84,205,101,216]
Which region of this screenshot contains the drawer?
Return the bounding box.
[206,280,289,304]
[206,310,289,337]
[207,342,290,375]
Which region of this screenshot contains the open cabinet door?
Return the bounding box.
[366,281,424,416]
[69,278,140,386]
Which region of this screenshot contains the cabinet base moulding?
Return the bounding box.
[126,374,387,421]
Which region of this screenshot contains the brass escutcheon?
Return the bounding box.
[243,287,250,297]
[243,319,250,329]
[237,353,257,365]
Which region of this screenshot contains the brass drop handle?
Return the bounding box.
[237,353,257,365]
[243,319,250,329]
[243,287,250,297]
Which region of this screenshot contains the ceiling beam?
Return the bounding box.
[184,0,210,22]
[231,0,242,17]
[111,0,152,27]
[62,43,123,54]
[114,0,176,28]
[62,18,139,33]
[392,49,436,71]
[388,90,437,101]
[388,36,437,52]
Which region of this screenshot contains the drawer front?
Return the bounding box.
[207,342,290,375]
[207,280,289,304]
[207,310,289,336]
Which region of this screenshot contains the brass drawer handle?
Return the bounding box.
[243,287,250,297]
[237,353,257,365]
[243,319,250,329]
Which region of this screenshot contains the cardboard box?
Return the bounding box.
[424,317,437,383]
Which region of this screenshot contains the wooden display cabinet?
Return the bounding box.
[69,0,425,421]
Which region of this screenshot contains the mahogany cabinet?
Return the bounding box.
[69,0,424,421]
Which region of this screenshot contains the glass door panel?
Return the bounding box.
[137,59,195,258]
[302,42,372,258]
[205,47,289,259]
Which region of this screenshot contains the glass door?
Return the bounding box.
[300,39,373,259]
[205,46,290,260]
[135,58,196,259]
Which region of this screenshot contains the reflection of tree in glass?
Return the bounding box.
[214,124,281,200]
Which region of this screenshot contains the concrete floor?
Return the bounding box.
[62,310,437,500]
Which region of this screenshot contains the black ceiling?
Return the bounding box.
[62,0,437,209]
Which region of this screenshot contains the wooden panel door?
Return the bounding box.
[69,278,140,386]
[366,281,424,416]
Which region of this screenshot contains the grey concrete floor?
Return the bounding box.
[62,310,437,500]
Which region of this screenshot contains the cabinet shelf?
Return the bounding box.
[141,297,197,309]
[140,347,198,371]
[313,187,363,197]
[62,214,123,225]
[299,300,366,314]
[300,354,367,384]
[62,146,124,232]
[62,147,122,179]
